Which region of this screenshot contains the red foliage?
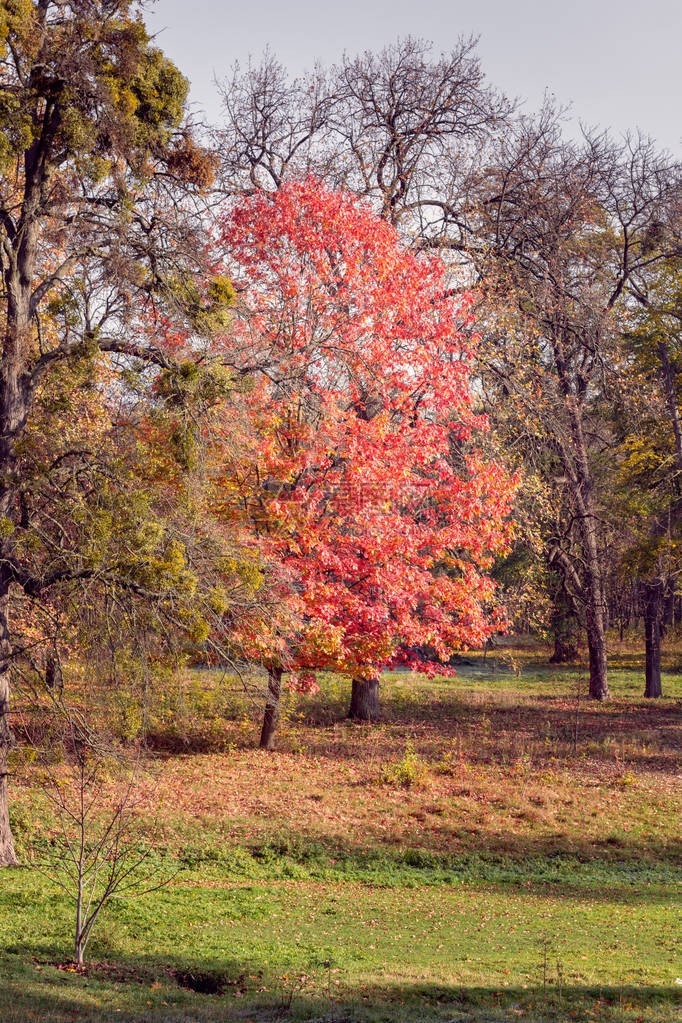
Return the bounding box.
[216,180,514,685]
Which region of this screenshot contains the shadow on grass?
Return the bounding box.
[335,684,678,743]
[142,688,682,773]
[231,837,682,899]
[0,949,679,1022]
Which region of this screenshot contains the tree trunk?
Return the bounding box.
[0,684,16,866]
[348,677,381,721]
[259,666,283,750]
[0,593,17,866]
[549,589,579,663]
[642,581,663,698]
[550,633,579,663]
[0,263,34,866]
[0,108,74,868]
[578,500,609,700]
[75,878,84,965]
[551,335,610,700]
[661,585,675,638]
[585,603,609,701]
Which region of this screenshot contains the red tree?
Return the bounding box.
[216,181,514,741]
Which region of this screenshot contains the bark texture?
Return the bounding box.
[259,666,283,750]
[0,593,17,866]
[642,581,663,698]
[553,341,610,701]
[549,589,579,663]
[348,678,381,721]
[585,605,609,701]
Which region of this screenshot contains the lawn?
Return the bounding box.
[0,637,680,1022]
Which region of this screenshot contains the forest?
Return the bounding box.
[0,3,680,1022]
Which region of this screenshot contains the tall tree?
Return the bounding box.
[617,260,682,696]
[0,0,219,866]
[459,122,682,699]
[215,180,513,737]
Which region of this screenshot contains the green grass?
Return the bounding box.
[1,868,680,1023]
[1,635,681,1022]
[0,868,680,1022]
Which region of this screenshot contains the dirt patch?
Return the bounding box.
[48,959,247,996]
[50,960,154,984]
[172,968,246,995]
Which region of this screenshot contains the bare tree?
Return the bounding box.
[35,713,169,966]
[218,36,513,234]
[217,51,336,194]
[326,37,512,227]
[467,119,682,699]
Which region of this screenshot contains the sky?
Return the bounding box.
[145,0,682,154]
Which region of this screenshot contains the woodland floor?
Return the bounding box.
[0,635,680,1022]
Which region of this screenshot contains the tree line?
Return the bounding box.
[0,1,680,868]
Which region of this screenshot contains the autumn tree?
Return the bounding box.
[615,259,682,696]
[0,0,233,866]
[215,180,513,737]
[460,121,682,700]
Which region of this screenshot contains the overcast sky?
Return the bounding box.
[146,0,682,153]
